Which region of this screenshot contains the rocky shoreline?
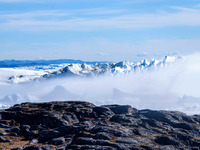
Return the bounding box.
[0,101,200,150]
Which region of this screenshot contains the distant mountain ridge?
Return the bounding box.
[0,59,108,68]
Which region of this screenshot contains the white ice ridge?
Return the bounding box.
[43,56,181,78]
[0,56,181,84]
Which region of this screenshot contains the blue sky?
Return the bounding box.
[0,0,200,61]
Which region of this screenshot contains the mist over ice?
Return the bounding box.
[0,53,200,114]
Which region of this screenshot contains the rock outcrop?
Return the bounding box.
[0,101,200,149]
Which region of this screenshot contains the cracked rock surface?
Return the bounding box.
[0,101,200,149]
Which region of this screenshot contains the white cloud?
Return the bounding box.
[0,0,41,3]
[0,7,200,31]
[97,52,106,56]
[0,8,123,19]
[0,10,70,18]
[119,0,165,4]
[169,6,200,12]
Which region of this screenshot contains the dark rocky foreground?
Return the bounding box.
[0,101,200,150]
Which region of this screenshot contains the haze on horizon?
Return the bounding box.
[0,0,200,61]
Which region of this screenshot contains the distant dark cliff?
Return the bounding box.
[0,101,200,149]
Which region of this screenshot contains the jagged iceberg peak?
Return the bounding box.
[0,94,38,105]
[150,58,159,66]
[163,56,176,64]
[81,63,92,70]
[114,61,134,68]
[141,59,150,66]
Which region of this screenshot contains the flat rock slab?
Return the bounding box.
[0,101,200,149]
